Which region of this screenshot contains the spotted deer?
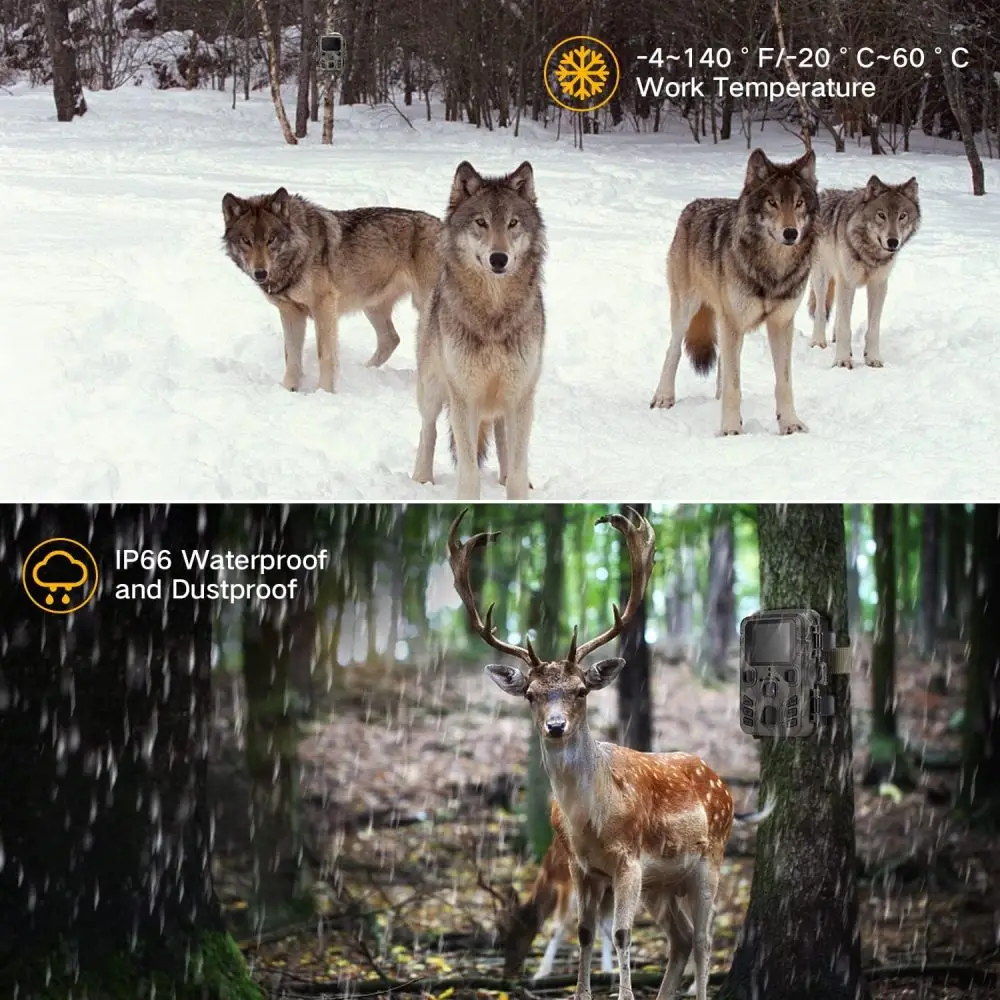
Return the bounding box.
[495,803,614,980]
[449,509,773,1000]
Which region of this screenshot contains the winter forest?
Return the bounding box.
[0,503,998,1000]
[6,1,1000,179]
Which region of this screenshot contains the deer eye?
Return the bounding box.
[524,690,536,704]
[574,687,587,698]
[475,217,488,229]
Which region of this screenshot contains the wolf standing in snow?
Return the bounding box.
[650,148,820,436]
[808,175,921,368]
[412,161,546,501]
[221,187,442,392]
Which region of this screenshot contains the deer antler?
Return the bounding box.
[448,510,541,668]
[570,507,656,661]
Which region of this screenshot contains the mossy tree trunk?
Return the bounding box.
[957,504,1000,824]
[618,503,653,750]
[896,503,912,635]
[715,504,868,1000]
[241,505,319,933]
[0,505,256,996]
[864,505,914,788]
[525,504,563,860]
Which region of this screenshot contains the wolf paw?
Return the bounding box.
[865,357,884,368]
[718,422,743,437]
[649,392,675,409]
[281,373,301,391]
[834,358,854,370]
[810,337,827,349]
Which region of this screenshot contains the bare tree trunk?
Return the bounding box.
[618,503,652,751]
[699,510,735,680]
[255,0,298,143]
[919,504,941,659]
[939,51,986,195]
[772,0,811,150]
[295,0,315,137]
[43,0,87,121]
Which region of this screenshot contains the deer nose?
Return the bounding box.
[545,717,567,738]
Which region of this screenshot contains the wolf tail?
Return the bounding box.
[684,303,717,376]
[733,795,776,826]
[448,420,491,468]
[807,278,836,318]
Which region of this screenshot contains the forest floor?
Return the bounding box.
[208,637,999,1000]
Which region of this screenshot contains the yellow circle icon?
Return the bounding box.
[544,36,621,113]
[22,537,99,614]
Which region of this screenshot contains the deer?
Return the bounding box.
[495,802,614,981]
[448,508,773,1000]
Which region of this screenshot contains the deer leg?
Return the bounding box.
[652,895,693,1000]
[611,862,642,1000]
[573,873,604,1000]
[687,862,718,1000]
[534,911,570,980]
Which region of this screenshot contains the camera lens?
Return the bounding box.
[762,681,777,698]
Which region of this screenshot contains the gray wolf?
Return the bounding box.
[412,161,546,500]
[221,187,442,392]
[649,148,820,435]
[807,175,920,368]
[496,810,613,980]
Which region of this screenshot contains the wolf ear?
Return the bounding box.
[222,193,245,224]
[863,175,886,202]
[900,176,918,201]
[505,161,536,203]
[745,149,773,185]
[450,161,483,208]
[268,186,291,219]
[583,657,626,691]
[485,663,528,697]
[794,149,816,185]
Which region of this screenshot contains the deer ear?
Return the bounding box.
[485,663,528,697]
[583,657,626,691]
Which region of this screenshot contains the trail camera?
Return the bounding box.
[739,609,848,739]
[318,33,344,73]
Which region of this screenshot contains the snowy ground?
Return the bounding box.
[2,85,999,502]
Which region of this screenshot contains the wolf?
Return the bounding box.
[221,187,442,392]
[807,175,920,368]
[649,148,820,436]
[412,161,546,501]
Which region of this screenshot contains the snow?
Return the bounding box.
[2,84,998,502]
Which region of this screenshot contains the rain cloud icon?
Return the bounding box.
[32,549,90,606]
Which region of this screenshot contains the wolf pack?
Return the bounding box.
[221,148,921,500]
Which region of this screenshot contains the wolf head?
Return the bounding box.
[858,175,920,254]
[742,148,819,247]
[221,187,305,292]
[444,161,546,278]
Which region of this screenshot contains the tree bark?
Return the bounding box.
[0,505,256,994]
[618,503,652,751]
[864,505,913,788]
[43,0,87,121]
[255,0,298,144]
[699,510,735,681]
[919,504,941,659]
[716,504,868,1000]
[295,0,316,137]
[957,505,1000,822]
[941,504,967,638]
[896,503,912,634]
[846,504,862,638]
[240,505,319,932]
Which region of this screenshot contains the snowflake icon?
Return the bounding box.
[555,45,610,102]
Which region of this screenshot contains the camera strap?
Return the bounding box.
[827,633,852,675]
